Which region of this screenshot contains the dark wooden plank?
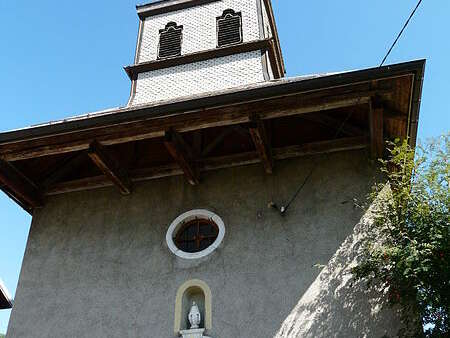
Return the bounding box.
[46,137,368,195]
[87,141,132,195]
[369,101,384,159]
[249,115,273,174]
[41,152,87,189]
[0,159,43,210]
[300,113,366,136]
[202,127,234,157]
[164,129,199,185]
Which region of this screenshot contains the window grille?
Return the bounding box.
[158,22,183,59]
[174,218,219,253]
[217,9,243,47]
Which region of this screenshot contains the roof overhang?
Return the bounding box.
[0,60,425,145]
[0,280,12,310]
[0,60,425,214]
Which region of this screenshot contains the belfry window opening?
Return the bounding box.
[217,9,243,47]
[158,22,183,59]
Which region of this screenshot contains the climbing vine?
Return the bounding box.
[352,134,449,337]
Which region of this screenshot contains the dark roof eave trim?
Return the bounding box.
[0,285,13,310]
[0,60,426,145]
[124,39,281,80]
[137,0,222,19]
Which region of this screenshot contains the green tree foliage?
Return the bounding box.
[352,135,449,337]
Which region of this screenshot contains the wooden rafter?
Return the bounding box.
[249,115,273,174]
[202,127,234,157]
[87,141,132,195]
[46,136,368,196]
[369,100,385,160]
[42,152,87,189]
[300,113,366,137]
[0,159,43,211]
[164,129,199,185]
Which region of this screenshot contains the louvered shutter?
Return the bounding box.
[217,10,242,47]
[158,23,183,59]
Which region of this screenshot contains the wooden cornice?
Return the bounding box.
[0,93,374,162]
[46,136,368,196]
[125,39,283,80]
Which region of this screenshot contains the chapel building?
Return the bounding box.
[1,0,425,337]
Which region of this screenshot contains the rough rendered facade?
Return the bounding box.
[7,151,402,337]
[1,0,424,337]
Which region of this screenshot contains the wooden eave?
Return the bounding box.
[0,60,425,214]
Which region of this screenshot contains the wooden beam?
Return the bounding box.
[249,115,273,174]
[369,100,384,159]
[300,113,366,137]
[0,94,374,162]
[87,141,132,195]
[164,129,199,185]
[46,137,368,196]
[201,127,234,157]
[0,159,43,210]
[41,152,87,189]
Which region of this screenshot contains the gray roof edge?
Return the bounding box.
[136,0,221,19]
[0,59,426,145]
[0,279,13,309]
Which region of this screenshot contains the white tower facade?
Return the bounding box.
[125,0,284,105]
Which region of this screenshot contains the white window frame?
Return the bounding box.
[166,209,225,260]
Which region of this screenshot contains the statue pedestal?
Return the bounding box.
[180,328,210,338]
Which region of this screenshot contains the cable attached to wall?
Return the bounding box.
[269,111,354,216]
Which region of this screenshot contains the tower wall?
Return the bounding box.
[136,0,262,63]
[132,51,265,105]
[128,0,277,105]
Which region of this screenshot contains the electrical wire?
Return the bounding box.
[380,0,424,67]
[273,111,354,215]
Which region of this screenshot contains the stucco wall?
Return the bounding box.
[7,150,402,338]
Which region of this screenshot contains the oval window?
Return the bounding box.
[166,210,225,259]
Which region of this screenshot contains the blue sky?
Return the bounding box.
[0,0,449,333]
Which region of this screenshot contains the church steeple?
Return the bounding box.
[125,0,284,106]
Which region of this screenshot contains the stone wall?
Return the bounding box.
[7,150,402,337]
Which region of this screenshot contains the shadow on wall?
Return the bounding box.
[274,196,404,338]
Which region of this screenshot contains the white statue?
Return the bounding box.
[188,302,201,329]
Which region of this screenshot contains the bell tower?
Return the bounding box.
[125,0,285,106]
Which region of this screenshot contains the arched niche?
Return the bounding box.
[175,279,212,334]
